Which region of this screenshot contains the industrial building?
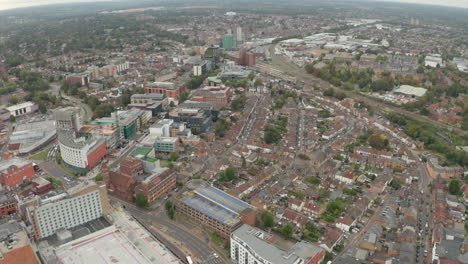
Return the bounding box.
[22,181,111,240]
[175,186,256,239]
[231,224,326,264]
[393,85,427,98]
[0,158,35,188]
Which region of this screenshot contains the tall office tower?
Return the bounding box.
[236,27,243,42]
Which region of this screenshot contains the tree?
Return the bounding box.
[95,173,103,182]
[135,192,148,208]
[254,79,263,87]
[165,200,175,220]
[168,152,180,161]
[219,166,237,182]
[261,211,275,228]
[231,94,247,111]
[39,102,47,114]
[276,224,294,239]
[449,179,462,196]
[121,94,131,106]
[8,115,15,123]
[368,134,389,150]
[298,154,310,160]
[9,97,18,104]
[55,151,62,164]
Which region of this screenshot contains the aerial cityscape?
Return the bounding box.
[0,0,467,264]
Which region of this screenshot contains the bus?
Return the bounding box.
[186,256,193,264]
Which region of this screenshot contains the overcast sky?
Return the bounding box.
[0,0,467,11]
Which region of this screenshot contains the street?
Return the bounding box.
[109,196,226,264]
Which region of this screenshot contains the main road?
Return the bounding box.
[264,45,468,136]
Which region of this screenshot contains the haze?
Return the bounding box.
[0,0,467,11]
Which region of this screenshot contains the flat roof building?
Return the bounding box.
[231,224,326,264]
[393,85,427,98]
[175,186,256,239]
[24,181,111,240]
[0,158,35,188]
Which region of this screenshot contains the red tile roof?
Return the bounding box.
[0,245,38,264]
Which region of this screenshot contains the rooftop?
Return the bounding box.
[195,186,253,214]
[0,158,31,173]
[232,224,323,264]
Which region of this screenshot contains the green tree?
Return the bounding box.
[135,192,148,208]
[95,173,103,182]
[168,152,180,161]
[55,151,62,164]
[261,211,275,228]
[449,179,462,196]
[276,224,294,239]
[121,94,131,106]
[254,79,263,87]
[219,166,237,182]
[368,134,389,150]
[165,200,175,220]
[39,102,47,114]
[9,97,18,104]
[8,115,15,122]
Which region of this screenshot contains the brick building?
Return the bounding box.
[144,82,184,99]
[105,157,175,203]
[175,186,256,239]
[135,167,176,203]
[192,86,232,107]
[0,192,17,216]
[0,158,35,188]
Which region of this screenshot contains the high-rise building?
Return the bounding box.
[236,27,243,42]
[54,107,82,133]
[222,35,237,51]
[24,181,111,240]
[231,224,327,264]
[58,130,107,172]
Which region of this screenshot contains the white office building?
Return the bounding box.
[231,224,326,264]
[25,181,110,239]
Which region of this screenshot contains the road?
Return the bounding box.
[110,196,225,264]
[265,45,468,136]
[38,160,77,187]
[50,83,93,122]
[334,192,390,261]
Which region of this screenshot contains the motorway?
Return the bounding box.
[264,45,468,136]
[110,196,225,264]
